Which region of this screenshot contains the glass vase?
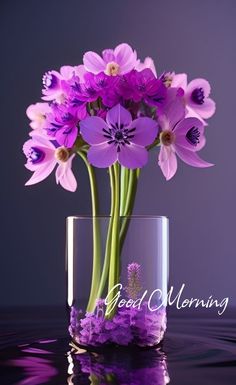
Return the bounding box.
[66,215,169,349]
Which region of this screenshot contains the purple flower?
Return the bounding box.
[83,43,137,76]
[158,99,213,180]
[171,73,216,123]
[80,104,158,169]
[23,135,77,191]
[45,103,81,147]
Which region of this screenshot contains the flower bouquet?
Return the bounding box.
[23,43,215,348]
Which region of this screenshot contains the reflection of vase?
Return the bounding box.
[66,216,169,349]
[67,347,170,385]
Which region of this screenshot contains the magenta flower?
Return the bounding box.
[158,100,213,180]
[42,66,78,103]
[23,135,77,191]
[45,103,82,147]
[83,43,137,76]
[171,73,216,122]
[80,104,158,169]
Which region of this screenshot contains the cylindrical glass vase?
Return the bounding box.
[66,215,169,349]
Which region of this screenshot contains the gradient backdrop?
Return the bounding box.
[1,0,235,307]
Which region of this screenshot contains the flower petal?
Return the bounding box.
[83,51,106,74]
[171,73,187,90]
[158,145,177,180]
[129,117,158,146]
[80,117,109,144]
[175,145,214,168]
[190,98,216,119]
[174,117,205,151]
[114,43,137,74]
[106,104,132,128]
[55,126,78,147]
[118,144,148,169]
[186,78,211,98]
[25,160,56,185]
[102,49,115,63]
[56,155,77,192]
[87,143,118,168]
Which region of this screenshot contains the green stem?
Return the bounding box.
[120,166,129,215]
[106,162,120,318]
[96,167,115,299]
[77,150,101,313]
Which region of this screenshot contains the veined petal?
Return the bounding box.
[118,143,148,169]
[56,154,77,192]
[55,126,78,148]
[102,49,115,63]
[25,160,57,185]
[80,116,109,144]
[129,117,158,146]
[106,104,132,128]
[158,145,177,180]
[114,43,137,74]
[87,143,118,168]
[175,145,214,168]
[83,51,106,74]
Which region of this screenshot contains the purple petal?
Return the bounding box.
[186,78,211,98]
[56,155,77,192]
[171,73,187,90]
[160,96,185,129]
[158,145,177,180]
[114,43,137,74]
[129,117,158,146]
[118,144,148,169]
[80,116,108,144]
[55,125,78,147]
[190,98,216,119]
[83,51,106,74]
[175,145,214,168]
[102,49,115,63]
[106,104,132,128]
[87,143,118,168]
[25,160,57,185]
[174,117,206,152]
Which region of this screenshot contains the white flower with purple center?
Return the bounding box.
[80,104,158,169]
[83,43,137,76]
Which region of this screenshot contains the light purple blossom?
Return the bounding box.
[171,73,216,123]
[26,103,51,131]
[83,43,138,76]
[135,56,157,77]
[158,99,213,180]
[80,104,158,169]
[23,135,77,191]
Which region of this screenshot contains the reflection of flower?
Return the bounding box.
[68,347,170,385]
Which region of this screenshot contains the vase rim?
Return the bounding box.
[67,215,168,220]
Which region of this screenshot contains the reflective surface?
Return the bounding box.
[1,307,236,384]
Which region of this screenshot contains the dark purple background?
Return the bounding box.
[1,0,235,306]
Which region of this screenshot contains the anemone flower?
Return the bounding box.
[83,43,137,76]
[171,73,216,123]
[158,99,213,180]
[80,104,157,169]
[23,135,77,191]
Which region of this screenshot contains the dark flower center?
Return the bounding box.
[160,130,175,146]
[186,126,200,146]
[103,122,136,152]
[28,147,45,164]
[42,72,58,90]
[191,88,205,105]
